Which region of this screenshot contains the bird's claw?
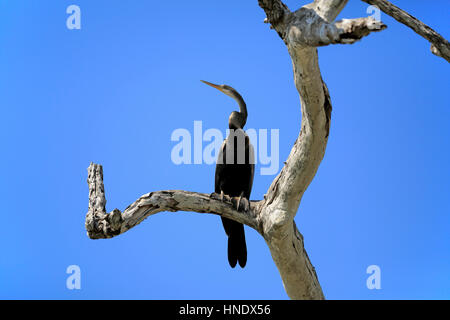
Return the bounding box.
[210,192,231,203]
[214,191,249,212]
[235,196,250,213]
[217,190,231,203]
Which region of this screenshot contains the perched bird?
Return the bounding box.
[201,80,255,268]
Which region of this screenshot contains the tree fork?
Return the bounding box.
[85,0,448,299]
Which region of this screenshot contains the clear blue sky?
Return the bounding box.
[0,1,449,299]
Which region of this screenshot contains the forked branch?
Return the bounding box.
[83,0,450,300]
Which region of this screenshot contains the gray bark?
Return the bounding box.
[86,163,263,239]
[85,0,448,299]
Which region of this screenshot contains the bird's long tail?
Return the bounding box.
[222,217,247,268]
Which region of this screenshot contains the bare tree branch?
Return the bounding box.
[258,0,289,23]
[260,0,384,224]
[260,1,385,47]
[259,0,290,39]
[86,163,262,239]
[85,0,392,300]
[85,164,324,299]
[334,17,386,43]
[361,0,450,62]
[256,0,386,299]
[313,0,349,22]
[286,12,386,47]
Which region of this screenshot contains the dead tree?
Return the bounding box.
[85,0,449,299]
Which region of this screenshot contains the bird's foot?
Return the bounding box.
[235,196,250,213]
[210,192,231,203]
[216,190,231,203]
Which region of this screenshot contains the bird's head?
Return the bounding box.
[201,80,248,129]
[201,80,238,100]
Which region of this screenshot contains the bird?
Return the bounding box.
[201,80,255,268]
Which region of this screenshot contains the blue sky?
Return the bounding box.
[0,1,449,299]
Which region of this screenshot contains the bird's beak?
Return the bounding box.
[201,80,226,94]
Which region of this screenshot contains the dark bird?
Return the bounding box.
[201,80,255,268]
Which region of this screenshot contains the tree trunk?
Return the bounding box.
[85,0,449,299]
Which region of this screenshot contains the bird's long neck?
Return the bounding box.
[229,91,247,128]
[234,92,247,120]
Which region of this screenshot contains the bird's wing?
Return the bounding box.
[247,139,255,198]
[214,139,227,193]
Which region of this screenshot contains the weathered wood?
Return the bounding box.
[86,163,263,239]
[85,0,448,300]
